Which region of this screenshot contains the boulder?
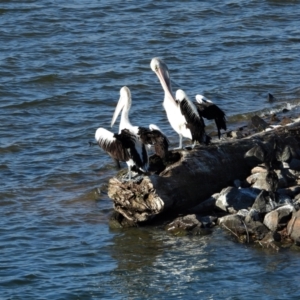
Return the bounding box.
[263,205,294,232]
[287,210,300,245]
[215,187,260,213]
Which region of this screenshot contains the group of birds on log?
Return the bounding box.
[94,57,227,180]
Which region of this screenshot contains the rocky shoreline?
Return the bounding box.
[107,106,300,251]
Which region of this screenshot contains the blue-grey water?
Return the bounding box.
[1,1,300,299]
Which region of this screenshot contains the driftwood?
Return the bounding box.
[107,118,300,224]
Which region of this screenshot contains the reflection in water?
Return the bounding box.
[108,227,212,298]
[106,228,300,299]
[110,228,165,271]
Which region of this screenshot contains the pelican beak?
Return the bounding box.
[111,96,124,127]
[156,64,175,101]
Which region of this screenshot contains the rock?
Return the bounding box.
[243,209,270,240]
[109,211,138,228]
[248,221,273,241]
[237,209,250,218]
[277,186,300,198]
[187,193,220,214]
[257,231,280,251]
[280,116,292,126]
[288,158,300,171]
[251,190,277,214]
[215,187,260,214]
[276,145,292,163]
[246,172,274,191]
[272,171,286,189]
[280,168,298,185]
[229,130,243,139]
[251,115,269,131]
[199,215,218,227]
[268,93,277,103]
[245,143,269,165]
[277,193,293,206]
[245,208,260,222]
[265,169,279,193]
[219,211,270,242]
[165,214,216,236]
[287,210,300,245]
[247,168,289,191]
[233,179,242,188]
[251,166,267,174]
[263,205,294,232]
[270,113,280,122]
[218,214,246,234]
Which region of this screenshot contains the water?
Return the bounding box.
[1,0,300,298]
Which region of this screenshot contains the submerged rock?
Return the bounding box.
[165,214,216,236]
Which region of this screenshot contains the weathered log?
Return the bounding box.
[107,119,300,224]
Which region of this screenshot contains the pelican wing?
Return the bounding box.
[180,98,206,143]
[138,127,169,159]
[119,129,148,171]
[95,128,130,162]
[179,98,202,125]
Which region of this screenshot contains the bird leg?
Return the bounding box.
[173,134,183,150]
[183,141,198,150]
[121,166,144,183]
[120,166,132,182]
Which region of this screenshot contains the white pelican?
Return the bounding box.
[150,57,210,149]
[195,94,227,139]
[111,86,169,160]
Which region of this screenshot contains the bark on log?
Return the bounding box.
[107,119,300,224]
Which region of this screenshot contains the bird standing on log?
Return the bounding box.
[175,89,210,147]
[195,94,227,139]
[111,86,169,160]
[94,87,151,181]
[94,127,148,181]
[150,57,210,149]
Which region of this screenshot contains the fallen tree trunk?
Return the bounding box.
[107,119,300,224]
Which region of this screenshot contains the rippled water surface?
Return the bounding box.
[1,0,300,299]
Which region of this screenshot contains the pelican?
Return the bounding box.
[175,89,210,146]
[195,94,227,139]
[150,57,210,149]
[95,127,148,180]
[111,86,169,160]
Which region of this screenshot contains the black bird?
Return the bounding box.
[195,94,227,139]
[138,124,170,160]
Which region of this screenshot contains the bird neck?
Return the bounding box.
[119,106,133,133]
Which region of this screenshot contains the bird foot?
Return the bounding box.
[184,144,196,150]
[131,175,144,183]
[120,172,144,183]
